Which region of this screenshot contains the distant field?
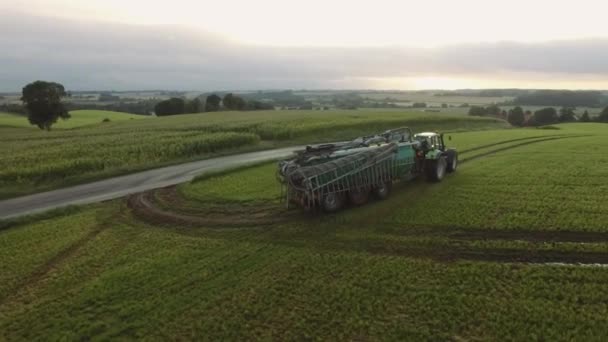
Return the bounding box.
[0,110,147,129]
[0,109,506,198]
[2,123,608,339]
[360,91,514,106]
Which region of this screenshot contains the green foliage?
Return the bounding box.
[222,93,247,111]
[154,97,186,116]
[533,107,559,125]
[598,106,608,122]
[411,102,427,108]
[205,94,222,112]
[186,97,203,113]
[469,104,501,117]
[507,106,525,126]
[514,90,602,107]
[21,80,70,130]
[581,110,591,122]
[559,107,577,122]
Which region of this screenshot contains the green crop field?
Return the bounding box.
[1,122,608,340]
[0,109,505,199]
[0,110,147,129]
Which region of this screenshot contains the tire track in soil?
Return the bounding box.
[376,226,608,243]
[128,190,300,228]
[365,244,608,265]
[0,217,109,307]
[459,135,590,163]
[458,134,566,154]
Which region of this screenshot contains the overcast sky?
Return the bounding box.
[2,0,608,91]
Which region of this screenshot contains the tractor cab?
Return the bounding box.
[414,132,445,151]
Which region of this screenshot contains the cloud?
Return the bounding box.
[1,11,608,91]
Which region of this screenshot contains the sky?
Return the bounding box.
[2,0,608,91]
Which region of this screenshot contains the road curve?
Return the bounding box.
[0,146,302,220]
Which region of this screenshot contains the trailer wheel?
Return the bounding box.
[322,193,345,212]
[374,181,392,200]
[446,150,458,173]
[426,157,447,182]
[349,187,370,205]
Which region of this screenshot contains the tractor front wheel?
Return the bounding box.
[426,157,447,182]
[322,192,345,212]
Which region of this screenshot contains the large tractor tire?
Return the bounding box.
[446,150,458,173]
[425,157,447,182]
[373,180,392,200]
[349,187,370,205]
[322,192,345,212]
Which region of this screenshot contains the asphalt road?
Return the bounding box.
[0,146,302,220]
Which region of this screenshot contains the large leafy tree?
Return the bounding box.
[222,93,246,110]
[154,98,186,116]
[507,106,525,126]
[559,107,577,122]
[21,81,70,130]
[205,94,222,112]
[533,107,559,125]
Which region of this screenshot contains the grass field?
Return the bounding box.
[0,109,505,199]
[0,110,147,129]
[1,123,607,339]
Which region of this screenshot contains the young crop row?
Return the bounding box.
[2,205,608,339]
[0,131,259,195]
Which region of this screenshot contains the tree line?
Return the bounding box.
[512,90,605,107]
[470,104,608,126]
[153,93,274,116]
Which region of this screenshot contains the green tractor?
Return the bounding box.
[412,132,458,182]
[277,128,458,212]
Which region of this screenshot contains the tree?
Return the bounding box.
[581,110,591,122]
[485,104,501,116]
[598,106,608,122]
[186,98,202,113]
[468,105,485,116]
[21,81,70,130]
[154,98,186,116]
[559,107,577,122]
[533,107,558,126]
[205,94,222,112]
[412,102,427,108]
[245,100,274,111]
[441,103,448,108]
[222,93,246,110]
[507,106,525,127]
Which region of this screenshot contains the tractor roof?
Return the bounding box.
[414,132,439,137]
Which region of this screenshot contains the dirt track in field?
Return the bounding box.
[127,188,299,228]
[126,134,608,265]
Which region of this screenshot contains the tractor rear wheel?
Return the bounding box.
[374,181,392,200]
[446,150,458,173]
[349,187,370,205]
[322,192,345,212]
[426,157,447,182]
